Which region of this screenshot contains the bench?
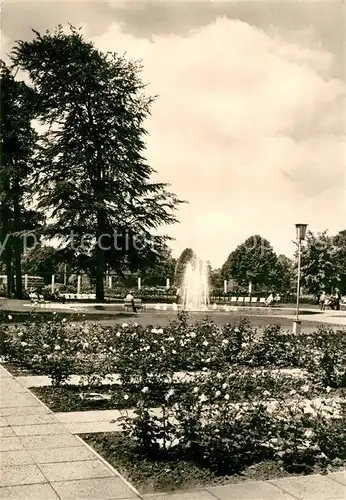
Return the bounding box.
[30,294,50,306]
[124,298,145,311]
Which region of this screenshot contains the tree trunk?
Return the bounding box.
[1,204,13,298]
[95,245,105,301]
[14,241,23,298]
[95,211,106,302]
[13,193,23,299]
[5,245,13,298]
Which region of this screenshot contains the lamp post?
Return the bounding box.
[293,223,308,334]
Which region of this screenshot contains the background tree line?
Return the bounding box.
[218,231,345,296]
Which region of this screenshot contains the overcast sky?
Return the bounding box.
[1,1,345,267]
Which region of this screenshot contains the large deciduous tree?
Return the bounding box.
[221,235,279,291]
[0,61,40,298]
[300,231,341,295]
[12,26,181,300]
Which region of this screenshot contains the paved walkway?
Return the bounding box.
[1,365,346,499]
[0,366,139,499]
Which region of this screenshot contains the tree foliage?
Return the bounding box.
[174,248,195,286]
[221,235,279,290]
[0,60,40,297]
[22,245,64,284]
[300,230,345,295]
[11,26,181,300]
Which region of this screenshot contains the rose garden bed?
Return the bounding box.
[81,432,345,494]
[1,312,345,492]
[28,372,345,412]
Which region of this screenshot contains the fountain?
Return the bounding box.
[182,257,209,310]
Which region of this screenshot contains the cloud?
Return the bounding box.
[91,17,345,265]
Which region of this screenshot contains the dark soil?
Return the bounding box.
[81,433,346,494]
[30,383,188,412]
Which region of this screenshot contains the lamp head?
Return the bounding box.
[295,223,308,242]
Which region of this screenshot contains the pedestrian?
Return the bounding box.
[126,290,137,312]
[334,289,341,311]
[319,291,326,311]
[265,293,274,307]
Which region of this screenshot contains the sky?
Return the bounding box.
[1,0,345,267]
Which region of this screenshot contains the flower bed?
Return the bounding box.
[82,433,293,493]
[1,313,345,388]
[1,312,345,491]
[83,432,345,494]
[28,368,345,413]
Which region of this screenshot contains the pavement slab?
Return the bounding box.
[0,427,15,438]
[0,416,8,427]
[51,476,139,499]
[270,474,346,499]
[1,393,42,408]
[0,463,47,487]
[0,366,12,378]
[0,449,34,466]
[208,480,297,499]
[0,483,60,499]
[29,445,98,464]
[5,413,56,426]
[143,491,218,500]
[0,436,25,451]
[0,405,50,417]
[12,422,69,436]
[64,420,122,434]
[39,458,114,482]
[56,409,125,423]
[327,470,346,486]
[20,433,84,449]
